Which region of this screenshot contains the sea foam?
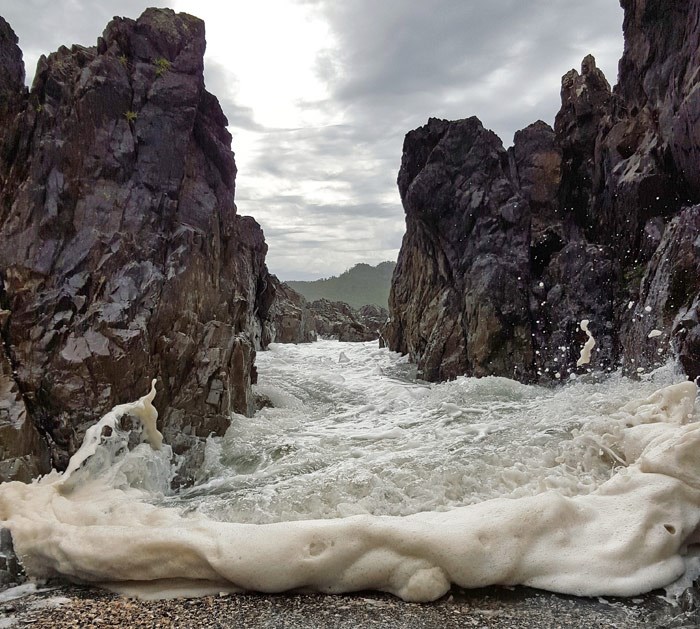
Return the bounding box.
[0,343,699,602]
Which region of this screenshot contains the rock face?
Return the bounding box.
[0,9,274,481]
[387,0,700,383]
[622,205,700,380]
[309,299,387,342]
[385,117,532,381]
[266,277,316,344]
[0,527,23,587]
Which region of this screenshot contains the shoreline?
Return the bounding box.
[1,582,696,628]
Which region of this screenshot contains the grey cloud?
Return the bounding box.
[247,0,624,278]
[204,59,269,132]
[303,0,622,142]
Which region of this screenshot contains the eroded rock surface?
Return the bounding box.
[622,206,700,380]
[0,9,274,480]
[387,0,700,383]
[386,117,532,381]
[309,299,386,343]
[266,277,316,344]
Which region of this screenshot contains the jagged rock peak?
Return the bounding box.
[0,16,24,98]
[555,54,611,137]
[0,9,273,482]
[94,9,209,95]
[387,0,700,386]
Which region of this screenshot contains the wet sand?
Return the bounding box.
[1,583,697,628]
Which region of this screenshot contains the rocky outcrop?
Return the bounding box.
[387,0,700,383]
[594,0,700,250]
[267,278,386,344]
[554,54,612,235]
[309,299,386,342]
[0,9,274,481]
[357,304,389,337]
[385,117,533,381]
[622,205,700,379]
[0,17,23,100]
[266,277,316,344]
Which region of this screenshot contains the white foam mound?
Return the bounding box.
[1,380,700,602]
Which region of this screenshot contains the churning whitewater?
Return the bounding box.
[0,339,699,602]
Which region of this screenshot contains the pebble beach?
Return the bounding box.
[2,584,697,629]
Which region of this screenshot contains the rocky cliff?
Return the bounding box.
[0,9,275,481]
[387,0,700,384]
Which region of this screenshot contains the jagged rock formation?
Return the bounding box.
[309,299,387,342]
[384,117,532,381]
[387,0,700,383]
[0,9,275,481]
[266,277,316,344]
[268,279,386,344]
[622,206,700,378]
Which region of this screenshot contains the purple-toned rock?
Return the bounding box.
[591,1,699,258]
[554,55,611,234]
[386,117,533,381]
[509,121,564,275]
[0,9,274,480]
[387,1,700,384]
[622,205,700,379]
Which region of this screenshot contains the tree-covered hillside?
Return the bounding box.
[286,261,396,309]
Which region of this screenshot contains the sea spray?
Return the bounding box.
[62,379,162,480]
[577,319,596,367]
[0,342,699,602]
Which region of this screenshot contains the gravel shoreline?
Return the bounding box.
[1,583,697,628]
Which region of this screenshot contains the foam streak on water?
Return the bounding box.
[0,340,699,602]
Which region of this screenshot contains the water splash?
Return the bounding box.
[577,319,596,367]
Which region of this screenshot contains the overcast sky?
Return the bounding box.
[0,1,624,280]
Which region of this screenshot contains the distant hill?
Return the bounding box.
[286,261,396,309]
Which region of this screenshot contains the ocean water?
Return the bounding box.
[1,339,699,602]
[173,340,682,523]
